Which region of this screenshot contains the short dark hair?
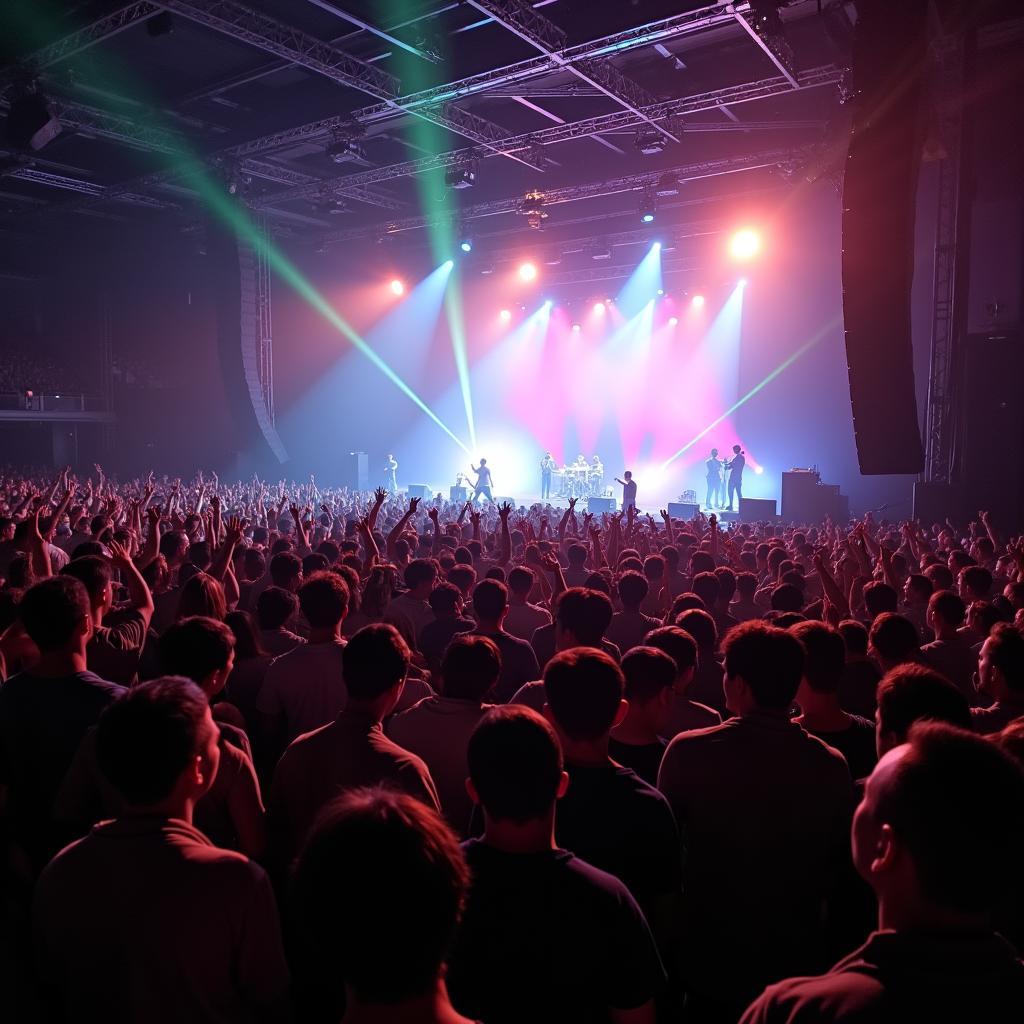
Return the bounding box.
[617,570,648,609]
[985,623,1024,695]
[863,581,898,618]
[256,586,298,630]
[875,723,1024,914]
[291,789,468,1003]
[675,608,717,651]
[555,587,613,645]
[621,646,677,704]
[343,624,410,701]
[447,564,476,594]
[472,578,508,623]
[299,571,350,629]
[724,621,805,711]
[770,583,804,613]
[869,613,921,664]
[543,647,624,741]
[18,576,91,652]
[929,589,966,628]
[507,566,534,597]
[269,550,303,588]
[60,556,111,603]
[96,677,209,805]
[906,574,933,602]
[736,571,757,598]
[467,706,562,823]
[876,664,971,741]
[243,548,266,579]
[441,634,501,701]
[691,572,720,608]
[643,625,698,676]
[960,565,993,597]
[428,580,462,616]
[790,620,845,694]
[404,559,437,591]
[567,543,588,568]
[159,616,235,681]
[838,618,870,656]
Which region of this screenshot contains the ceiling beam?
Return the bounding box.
[733,8,799,88]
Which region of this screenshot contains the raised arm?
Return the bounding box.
[497,502,513,567]
[813,552,851,619]
[427,507,443,556]
[107,539,154,630]
[357,515,380,573]
[386,497,419,562]
[660,508,674,544]
[136,507,162,571]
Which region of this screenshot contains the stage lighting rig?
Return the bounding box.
[4,80,61,152]
[326,130,366,165]
[519,189,549,230]
[639,188,657,224]
[445,164,477,189]
[655,173,680,197]
[590,242,612,261]
[635,131,667,156]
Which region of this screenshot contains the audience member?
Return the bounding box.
[922,590,979,700]
[417,580,475,673]
[971,623,1024,734]
[642,624,721,735]
[470,579,540,702]
[875,664,972,757]
[606,571,662,654]
[837,619,882,718]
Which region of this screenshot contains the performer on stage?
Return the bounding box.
[724,444,745,512]
[383,453,398,492]
[540,452,556,500]
[590,455,604,496]
[469,459,495,504]
[705,448,723,509]
[614,470,637,512]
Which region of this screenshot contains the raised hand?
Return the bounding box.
[498,502,512,521]
[428,507,440,522]
[224,516,243,545]
[408,496,421,514]
[374,487,388,505]
[660,508,670,521]
[567,497,577,510]
[539,551,561,573]
[106,539,134,569]
[470,510,481,527]
[147,506,161,531]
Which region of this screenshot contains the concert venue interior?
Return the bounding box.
[3,3,1024,1024]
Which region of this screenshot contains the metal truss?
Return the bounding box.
[2,166,177,208]
[466,0,679,143]
[0,2,162,93]
[51,98,183,154]
[733,8,799,88]
[253,66,840,208]
[544,255,700,286]
[316,147,812,243]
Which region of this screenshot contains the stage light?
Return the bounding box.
[593,301,606,315]
[754,465,764,475]
[641,212,655,224]
[668,316,679,326]
[499,308,512,322]
[657,288,664,296]
[571,322,582,332]
[389,278,405,296]
[738,277,749,287]
[459,238,473,253]
[691,294,705,308]
[518,261,538,282]
[729,228,762,261]
[639,188,657,223]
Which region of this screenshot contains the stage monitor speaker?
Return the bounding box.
[739,498,777,523]
[667,502,699,520]
[407,484,430,499]
[450,486,469,503]
[840,0,928,474]
[588,496,616,514]
[345,452,368,492]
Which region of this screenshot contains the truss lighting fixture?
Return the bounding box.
[635,130,668,156]
[459,235,473,253]
[499,309,512,322]
[639,188,657,223]
[655,173,680,197]
[590,242,612,262]
[668,316,679,326]
[327,137,366,164]
[518,261,538,283]
[729,228,762,261]
[593,301,606,315]
[691,294,705,308]
[445,165,476,189]
[389,278,405,296]
[520,188,548,231]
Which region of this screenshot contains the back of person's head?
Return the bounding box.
[863,581,899,618]
[960,564,993,598]
[447,564,476,596]
[583,571,611,594]
[724,620,805,711]
[224,610,263,660]
[176,572,227,622]
[472,578,508,623]
[243,547,266,581]
[159,530,188,562]
[507,565,534,598]
[735,571,757,599]
[643,555,665,582]
[621,646,677,705]
[187,540,212,571]
[299,570,350,629]
[617,556,644,575]
[865,723,1024,915]
[567,543,588,568]
[643,625,699,677]
[18,575,91,652]
[929,589,966,629]
[715,566,737,602]
[441,633,500,702]
[906,574,933,603]
[60,555,111,606]
[467,705,563,822]
[675,607,717,651]
[96,676,211,806]
[428,580,462,617]
[691,571,720,608]
[303,553,329,577]
[617,570,648,610]
[256,585,297,630]
[555,587,614,645]
[876,664,971,747]
[269,550,303,589]
[159,616,235,682]
[543,647,624,741]
[343,624,410,701]
[404,558,437,592]
[924,562,955,591]
[291,789,468,1005]
[790,620,845,694]
[869,613,921,666]
[984,623,1024,696]
[689,551,716,576]
[770,582,804,613]
[838,618,870,657]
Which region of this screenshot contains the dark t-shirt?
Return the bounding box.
[448,841,665,1024]
[555,760,681,923]
[838,658,882,718]
[530,622,621,672]
[0,669,124,864]
[472,629,540,703]
[805,715,877,781]
[609,737,667,787]
[418,616,475,673]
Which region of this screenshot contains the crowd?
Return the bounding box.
[2,464,1024,1023]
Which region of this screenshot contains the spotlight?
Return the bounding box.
[518,261,538,282]
[389,278,405,296]
[729,228,762,261]
[499,309,512,322]
[635,130,667,156]
[639,188,657,223]
[657,288,664,296]
[738,277,749,287]
[754,465,764,475]
[571,322,582,333]
[593,301,606,315]
[326,137,366,164]
[459,237,473,253]
[668,316,679,326]
[691,294,705,308]
[445,165,476,189]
